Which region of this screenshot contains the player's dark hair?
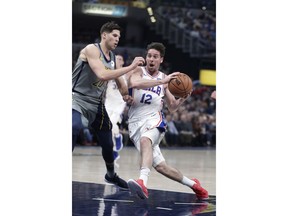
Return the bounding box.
[100,21,122,34]
[146,42,166,57]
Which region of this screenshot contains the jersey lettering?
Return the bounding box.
[145,86,162,96]
[92,80,104,87]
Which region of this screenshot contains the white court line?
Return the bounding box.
[92,197,134,203]
[174,202,208,205]
[156,207,172,211]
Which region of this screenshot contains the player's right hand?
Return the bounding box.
[122,95,134,105]
[131,57,145,68]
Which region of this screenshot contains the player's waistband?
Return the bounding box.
[128,112,162,123]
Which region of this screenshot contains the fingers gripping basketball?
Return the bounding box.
[168,73,193,98]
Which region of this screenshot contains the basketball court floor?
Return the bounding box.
[73,146,216,215]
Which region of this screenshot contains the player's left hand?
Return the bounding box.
[177,90,192,103]
[183,90,193,99]
[123,95,133,105]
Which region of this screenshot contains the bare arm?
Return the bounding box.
[82,44,144,81]
[128,68,180,89]
[164,84,191,113]
[115,76,128,95]
[114,76,134,105]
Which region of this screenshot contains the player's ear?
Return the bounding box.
[102,32,107,39]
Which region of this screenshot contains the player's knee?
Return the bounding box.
[140,137,152,146]
[97,131,114,149]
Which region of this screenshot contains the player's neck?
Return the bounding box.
[99,42,110,56]
[145,67,159,77]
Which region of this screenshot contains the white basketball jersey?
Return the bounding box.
[105,77,126,116]
[128,67,166,123]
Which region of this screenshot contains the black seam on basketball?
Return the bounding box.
[178,76,188,95]
[169,83,186,98]
[169,82,186,96]
[169,82,186,94]
[169,80,183,91]
[179,75,192,95]
[178,76,187,93]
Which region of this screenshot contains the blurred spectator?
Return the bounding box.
[165,114,179,146]
[211,90,216,99]
[175,113,194,146]
[156,5,216,53]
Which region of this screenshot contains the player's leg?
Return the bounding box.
[110,120,120,162]
[154,149,209,199]
[110,112,124,152]
[154,160,183,180]
[94,130,114,169]
[114,133,123,152]
[72,109,83,151]
[82,127,94,145]
[127,127,159,199]
[92,107,128,190]
[94,129,128,189]
[127,135,152,199]
[107,111,123,166]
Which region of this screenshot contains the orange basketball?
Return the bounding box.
[168,73,193,98]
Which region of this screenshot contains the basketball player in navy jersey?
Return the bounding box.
[126,42,209,199]
[72,21,144,189]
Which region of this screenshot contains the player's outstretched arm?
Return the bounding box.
[128,70,179,89]
[115,76,129,96]
[114,76,134,105]
[83,44,144,81]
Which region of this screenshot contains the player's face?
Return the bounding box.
[116,55,124,67]
[146,49,163,73]
[105,30,121,50]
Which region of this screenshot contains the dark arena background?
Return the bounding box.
[72,0,216,215]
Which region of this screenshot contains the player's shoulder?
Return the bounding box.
[133,66,144,75]
[83,43,100,56]
[85,43,98,51]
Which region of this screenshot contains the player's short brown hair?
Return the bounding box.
[146,42,166,57]
[100,21,122,34]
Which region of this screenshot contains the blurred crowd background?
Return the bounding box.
[72,0,216,148]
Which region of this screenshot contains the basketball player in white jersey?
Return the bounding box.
[105,54,127,166]
[126,42,209,199]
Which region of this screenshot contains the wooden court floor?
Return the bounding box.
[73,146,216,215]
